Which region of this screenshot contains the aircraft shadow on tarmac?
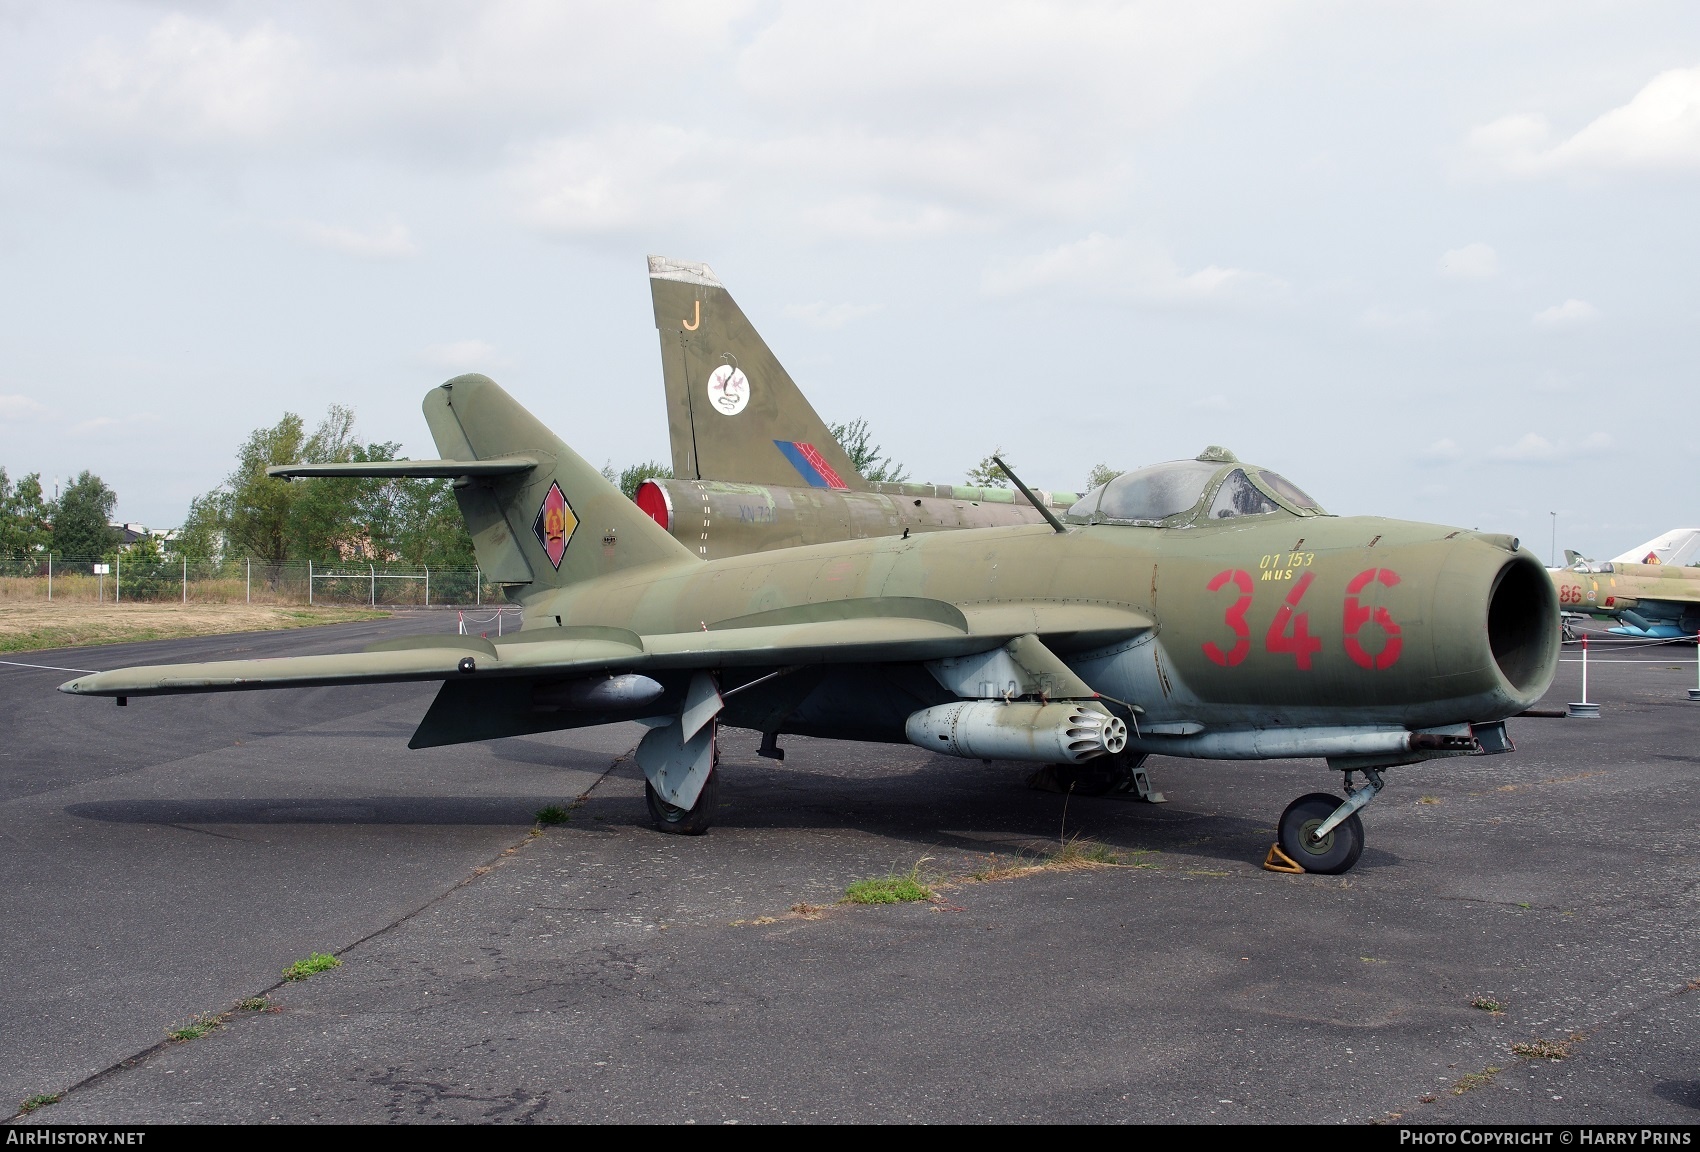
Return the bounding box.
[63,797,568,825]
[61,751,1402,871]
[1654,1080,1700,1111]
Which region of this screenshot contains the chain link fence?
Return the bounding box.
[0,557,502,607]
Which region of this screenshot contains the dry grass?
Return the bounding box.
[0,602,388,653]
[1450,1065,1501,1094]
[1511,1036,1577,1061]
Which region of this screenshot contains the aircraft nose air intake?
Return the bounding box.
[1488,554,1560,695]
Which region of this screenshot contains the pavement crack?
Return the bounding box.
[8,741,641,1122]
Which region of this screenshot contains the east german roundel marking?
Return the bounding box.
[532,481,578,569]
[706,364,750,416]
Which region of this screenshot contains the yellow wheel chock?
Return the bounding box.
[1262,842,1305,874]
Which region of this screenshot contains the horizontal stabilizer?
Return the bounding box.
[267,456,538,480]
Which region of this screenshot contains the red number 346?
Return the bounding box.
[1201,567,1402,670]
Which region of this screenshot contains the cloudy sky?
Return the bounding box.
[1,1,1696,561]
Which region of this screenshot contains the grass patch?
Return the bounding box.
[17,1093,60,1114]
[166,1014,223,1042]
[790,902,827,919]
[1451,1065,1501,1094]
[1049,836,1124,869]
[844,864,934,905]
[0,602,388,653]
[235,997,270,1012]
[534,804,570,826]
[281,951,342,981]
[1418,796,1441,805]
[1511,1037,1574,1060]
[1471,996,1506,1014]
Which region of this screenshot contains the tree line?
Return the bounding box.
[0,468,125,559]
[2,400,1117,572]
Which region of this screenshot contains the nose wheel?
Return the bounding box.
[1276,792,1365,875]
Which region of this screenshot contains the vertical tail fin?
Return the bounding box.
[424,375,694,595]
[649,255,866,490]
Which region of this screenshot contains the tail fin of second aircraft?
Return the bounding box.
[423,374,694,595]
[649,256,866,490]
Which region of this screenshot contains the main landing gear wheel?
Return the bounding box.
[1278,792,1364,875]
[646,765,720,836]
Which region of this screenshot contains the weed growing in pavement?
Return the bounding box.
[282,952,342,981]
[235,998,269,1012]
[18,1094,60,1114]
[1511,1037,1574,1060]
[167,1014,223,1042]
[844,863,933,905]
[535,804,570,826]
[1451,1066,1501,1094]
[1048,836,1123,869]
[1471,996,1506,1014]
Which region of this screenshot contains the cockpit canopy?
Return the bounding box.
[1065,447,1325,528]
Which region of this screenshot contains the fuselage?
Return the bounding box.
[530,512,1558,744]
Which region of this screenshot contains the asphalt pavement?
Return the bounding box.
[3,618,1697,1124]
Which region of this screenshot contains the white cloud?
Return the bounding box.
[1533,299,1599,329]
[1438,243,1499,280]
[1489,433,1560,463]
[783,302,883,330]
[505,125,727,236]
[1420,438,1463,463]
[982,231,1287,304]
[422,340,499,371]
[1358,307,1432,333]
[292,219,417,260]
[1467,64,1700,176]
[67,16,307,147]
[0,395,50,422]
[69,412,160,437]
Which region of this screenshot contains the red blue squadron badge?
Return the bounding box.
[532,481,577,569]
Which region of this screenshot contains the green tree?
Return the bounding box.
[0,468,53,556]
[118,531,176,600]
[1084,463,1122,491]
[52,471,119,558]
[964,448,1010,488]
[391,479,476,567]
[830,419,908,483]
[617,461,672,499]
[172,492,225,562]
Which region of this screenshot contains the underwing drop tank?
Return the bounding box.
[905,701,1128,764]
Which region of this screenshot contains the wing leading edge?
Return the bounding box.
[57,601,1151,699]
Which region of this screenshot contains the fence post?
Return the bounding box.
[246,558,250,604]
[116,554,121,604]
[308,559,313,605]
[370,563,376,607]
[47,554,51,601]
[424,565,430,608]
[182,556,187,604]
[476,567,481,607]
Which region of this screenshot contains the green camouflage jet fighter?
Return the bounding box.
[1550,529,1700,640]
[637,256,1074,557]
[60,376,1559,874]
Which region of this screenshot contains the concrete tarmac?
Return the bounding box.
[3,619,1698,1124]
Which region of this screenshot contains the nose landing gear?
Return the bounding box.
[1272,768,1385,875]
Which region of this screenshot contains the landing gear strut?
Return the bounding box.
[1275,769,1383,875]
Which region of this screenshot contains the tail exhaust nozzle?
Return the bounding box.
[905,701,1127,764]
